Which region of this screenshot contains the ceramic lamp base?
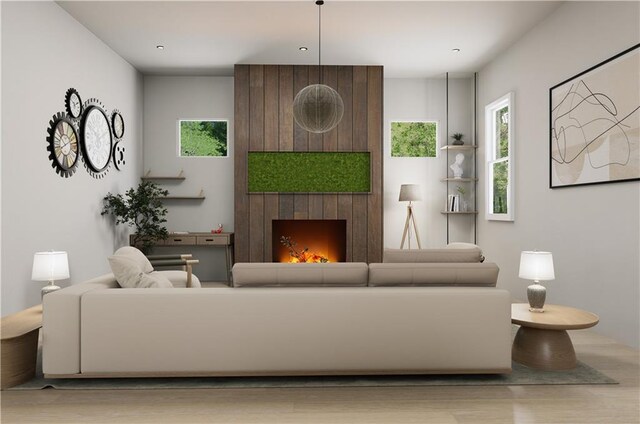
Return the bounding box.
[41,283,61,299]
[527,283,546,312]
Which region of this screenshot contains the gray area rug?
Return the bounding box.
[11,358,616,390]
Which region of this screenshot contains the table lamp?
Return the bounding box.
[519,251,555,312]
[32,251,69,299]
[399,184,422,249]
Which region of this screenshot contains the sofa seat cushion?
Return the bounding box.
[368,263,499,287]
[233,262,369,287]
[158,270,201,288]
[383,248,483,263]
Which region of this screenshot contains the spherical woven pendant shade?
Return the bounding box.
[293,84,344,134]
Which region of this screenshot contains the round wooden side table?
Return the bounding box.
[511,303,599,370]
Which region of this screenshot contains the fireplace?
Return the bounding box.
[272,220,347,263]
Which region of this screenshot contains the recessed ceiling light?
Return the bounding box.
[452,48,461,53]
[299,46,308,51]
[156,45,165,50]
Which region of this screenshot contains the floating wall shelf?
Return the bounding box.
[440,178,478,182]
[441,211,478,215]
[162,189,205,200]
[441,145,478,151]
[141,170,186,181]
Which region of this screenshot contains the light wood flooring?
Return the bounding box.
[1,329,638,424]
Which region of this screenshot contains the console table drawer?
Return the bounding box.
[197,235,229,246]
[165,236,196,245]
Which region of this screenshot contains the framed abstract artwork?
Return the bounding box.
[549,44,639,188]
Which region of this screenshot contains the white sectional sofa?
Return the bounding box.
[43,251,512,378]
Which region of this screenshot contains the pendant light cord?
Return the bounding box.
[317,0,323,82]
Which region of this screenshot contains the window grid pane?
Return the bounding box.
[492,160,509,214]
[391,122,437,158]
[179,120,228,157]
[495,105,509,159]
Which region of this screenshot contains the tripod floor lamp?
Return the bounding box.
[399,184,422,249]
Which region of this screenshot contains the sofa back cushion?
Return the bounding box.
[232,262,369,287]
[383,248,483,263]
[368,263,499,287]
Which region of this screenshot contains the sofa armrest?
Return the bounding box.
[42,275,118,376]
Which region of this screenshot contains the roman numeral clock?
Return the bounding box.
[46,88,126,178]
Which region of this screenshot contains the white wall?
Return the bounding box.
[143,76,234,281]
[477,2,640,347]
[1,2,143,315]
[384,77,475,249]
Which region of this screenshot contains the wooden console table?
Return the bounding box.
[1,304,42,389]
[130,232,234,283]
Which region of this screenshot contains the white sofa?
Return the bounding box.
[43,259,512,377]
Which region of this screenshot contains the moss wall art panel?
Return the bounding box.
[247,152,371,193]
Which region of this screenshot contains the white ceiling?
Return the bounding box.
[57,1,562,78]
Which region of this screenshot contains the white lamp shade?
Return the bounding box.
[519,251,555,281]
[399,184,422,202]
[32,251,70,282]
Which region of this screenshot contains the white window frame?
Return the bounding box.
[485,92,514,221]
[177,119,229,158]
[389,120,439,158]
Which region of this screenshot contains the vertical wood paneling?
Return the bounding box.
[234,65,250,263]
[278,66,294,219]
[336,66,354,260]
[249,65,265,262]
[351,67,369,262]
[293,66,309,220]
[367,67,383,263]
[235,65,383,264]
[322,66,339,219]
[264,66,280,261]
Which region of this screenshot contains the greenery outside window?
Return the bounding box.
[391,121,438,157]
[178,120,228,157]
[485,93,514,221]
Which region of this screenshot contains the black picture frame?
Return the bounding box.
[549,43,640,189]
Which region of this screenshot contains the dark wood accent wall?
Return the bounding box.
[234,64,383,263]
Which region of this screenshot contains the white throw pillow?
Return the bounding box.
[108,255,173,288]
[113,246,154,274]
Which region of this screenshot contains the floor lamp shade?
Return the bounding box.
[399,184,422,202]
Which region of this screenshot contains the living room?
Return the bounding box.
[1,1,638,423]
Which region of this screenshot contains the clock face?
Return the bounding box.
[65,88,83,119]
[46,113,79,178]
[112,112,125,139]
[54,121,79,170]
[81,106,112,172]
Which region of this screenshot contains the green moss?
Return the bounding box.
[248,152,370,193]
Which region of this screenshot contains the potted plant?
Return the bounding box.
[451,133,465,145]
[101,181,169,254]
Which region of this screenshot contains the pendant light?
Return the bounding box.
[293,0,344,134]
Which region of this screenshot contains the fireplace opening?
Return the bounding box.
[272,220,347,263]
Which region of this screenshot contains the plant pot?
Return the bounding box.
[452,140,464,146]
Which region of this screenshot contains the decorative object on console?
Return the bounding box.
[101,181,169,254]
[451,133,465,145]
[64,88,83,119]
[519,251,555,312]
[212,224,224,234]
[550,43,639,188]
[80,98,112,179]
[399,184,422,249]
[31,251,69,299]
[450,152,465,178]
[292,0,344,134]
[46,112,79,178]
[113,142,125,170]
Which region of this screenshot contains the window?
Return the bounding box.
[485,93,514,221]
[391,121,438,157]
[178,120,228,157]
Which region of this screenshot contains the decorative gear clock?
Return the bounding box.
[64,88,83,119]
[80,98,112,179]
[46,112,79,178]
[111,110,125,139]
